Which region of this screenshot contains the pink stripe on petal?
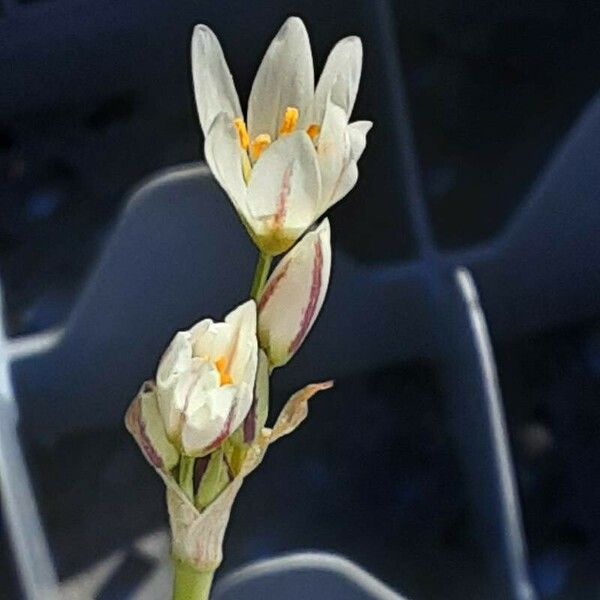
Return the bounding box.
[243,398,257,443]
[288,239,323,355]
[272,165,292,229]
[257,260,291,313]
[202,398,237,454]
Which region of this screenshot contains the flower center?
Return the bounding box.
[214,356,233,386]
[233,107,321,165]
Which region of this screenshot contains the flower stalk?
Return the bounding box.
[172,559,214,600]
[178,455,196,503]
[250,253,272,299]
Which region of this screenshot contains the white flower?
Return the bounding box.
[156,300,258,456]
[257,219,331,367]
[192,16,372,255]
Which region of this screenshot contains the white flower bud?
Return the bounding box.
[257,219,331,367]
[156,300,258,456]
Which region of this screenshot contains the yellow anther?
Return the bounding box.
[215,356,233,386]
[306,124,321,141]
[233,118,250,150]
[250,133,272,161]
[279,106,299,135]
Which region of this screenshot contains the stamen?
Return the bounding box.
[306,124,321,141]
[250,133,272,161]
[242,153,252,184]
[233,118,250,150]
[279,106,299,135]
[215,356,233,386]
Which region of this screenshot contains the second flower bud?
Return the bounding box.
[156,300,258,457]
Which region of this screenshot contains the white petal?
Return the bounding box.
[317,100,351,211]
[156,331,193,388]
[310,36,363,125]
[246,131,321,232]
[156,371,187,440]
[224,298,256,332]
[188,319,212,347]
[192,321,235,362]
[192,24,242,135]
[348,120,372,161]
[225,300,258,384]
[328,160,359,212]
[204,112,252,222]
[156,331,193,437]
[229,377,255,437]
[181,386,237,455]
[247,17,314,140]
[258,219,332,367]
[188,360,221,400]
[318,120,371,215]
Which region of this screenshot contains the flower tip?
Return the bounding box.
[192,23,214,39]
[234,298,258,328]
[343,35,363,49]
[310,218,331,250]
[235,297,257,316]
[317,217,331,238]
[191,24,219,78]
[332,35,363,63]
[277,15,309,41]
[283,15,306,29]
[191,24,217,53]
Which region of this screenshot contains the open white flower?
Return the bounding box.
[257,219,331,367]
[156,300,258,457]
[192,16,372,255]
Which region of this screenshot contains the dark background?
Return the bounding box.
[1,1,599,598]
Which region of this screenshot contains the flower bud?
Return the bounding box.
[156,300,258,456]
[257,219,331,367]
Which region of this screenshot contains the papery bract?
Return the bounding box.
[257,219,331,367]
[192,17,372,255]
[156,300,258,456]
[125,381,180,473]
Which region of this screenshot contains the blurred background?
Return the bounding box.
[1,1,600,598]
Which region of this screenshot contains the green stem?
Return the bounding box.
[178,455,195,502]
[250,253,272,299]
[172,558,214,600]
